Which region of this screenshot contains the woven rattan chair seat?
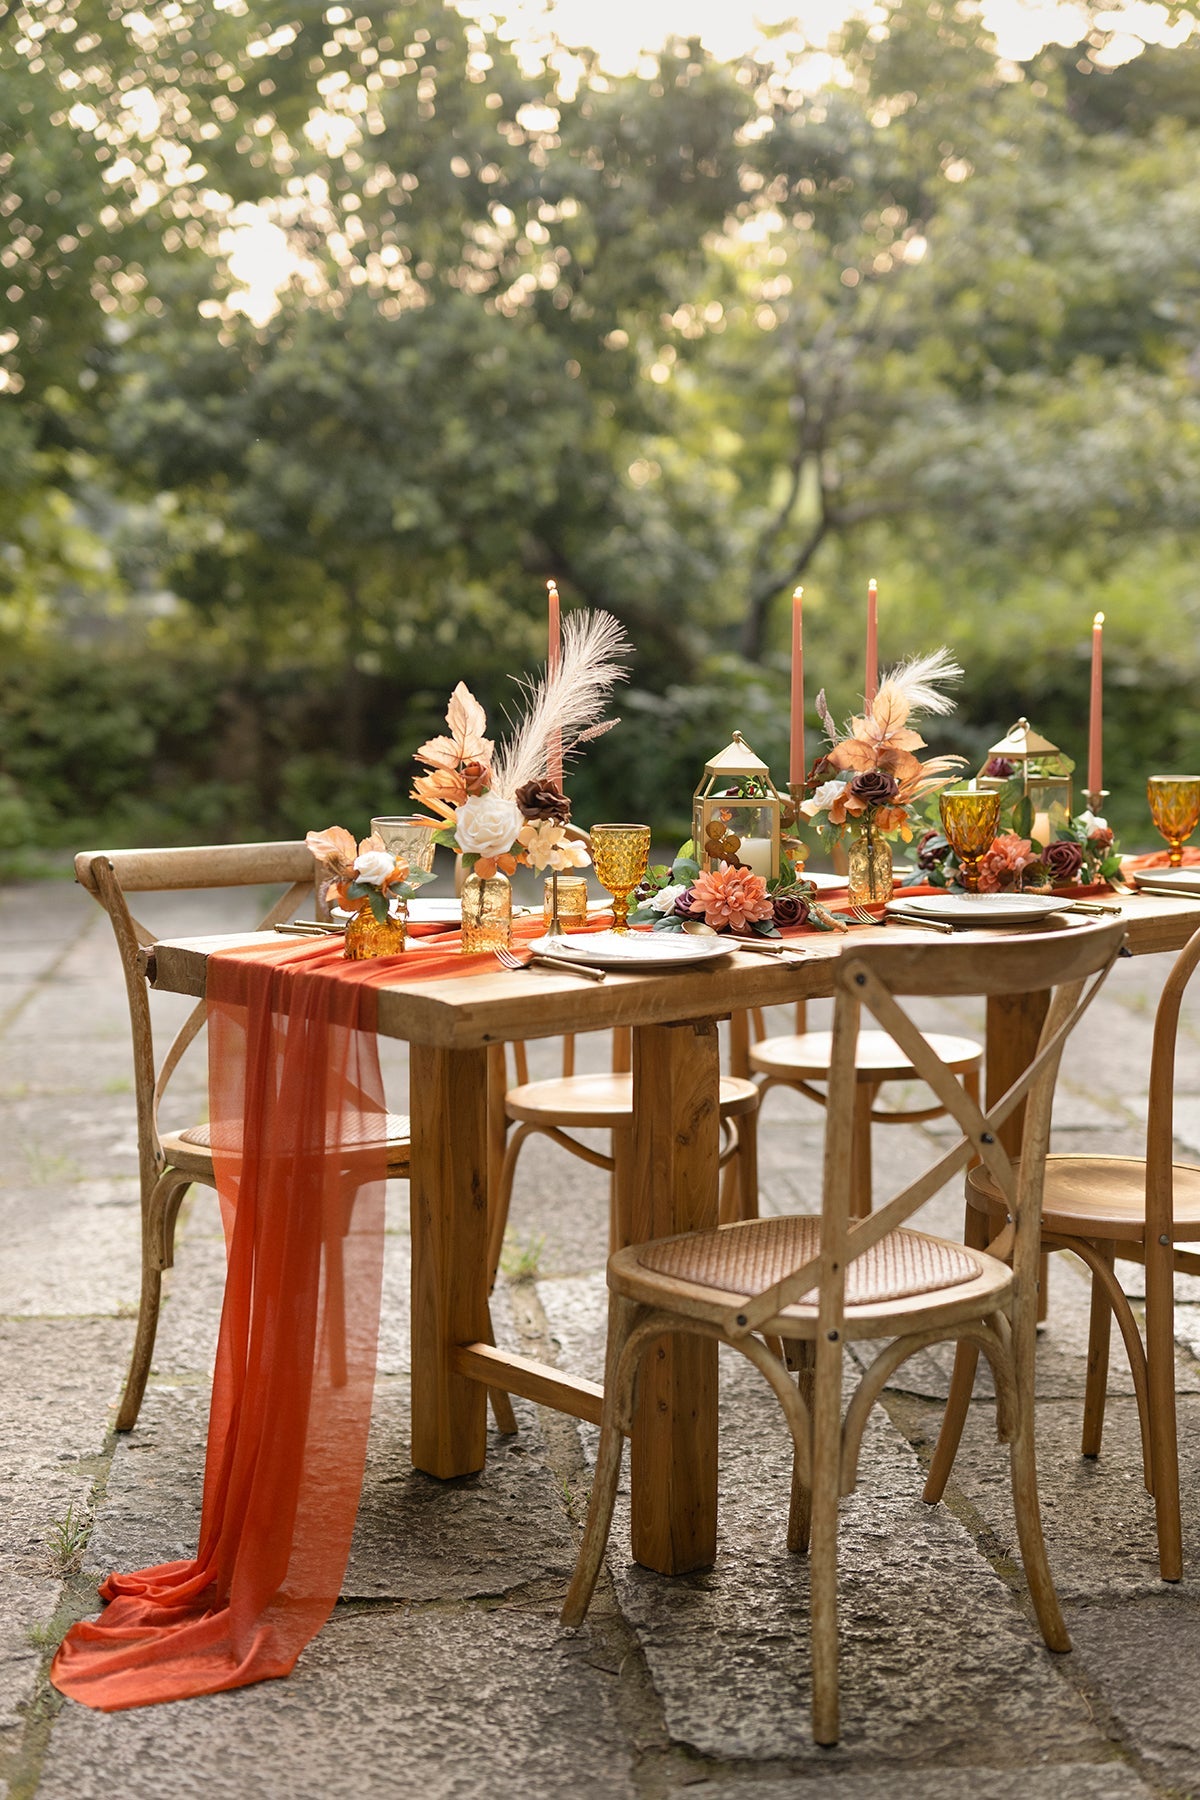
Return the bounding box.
[636,1214,980,1310]
[176,1112,411,1151]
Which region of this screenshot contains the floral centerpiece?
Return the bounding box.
[305,827,438,958]
[629,847,850,937]
[912,807,1120,893]
[799,650,967,904]
[408,610,629,949]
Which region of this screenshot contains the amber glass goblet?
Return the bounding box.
[939,786,1002,893]
[590,824,651,932]
[1147,777,1200,868]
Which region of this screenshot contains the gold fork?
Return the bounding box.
[494,944,607,982]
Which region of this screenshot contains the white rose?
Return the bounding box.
[1076,809,1108,835]
[456,793,524,859]
[354,850,396,885]
[650,883,687,913]
[800,779,845,818]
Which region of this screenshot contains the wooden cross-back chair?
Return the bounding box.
[927,921,1200,1582]
[75,842,414,1432]
[739,997,983,1219]
[561,920,1126,1746]
[485,1028,761,1294]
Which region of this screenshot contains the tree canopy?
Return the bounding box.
[2,0,1199,857]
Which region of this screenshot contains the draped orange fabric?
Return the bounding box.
[1124,848,1200,872]
[51,925,562,1711]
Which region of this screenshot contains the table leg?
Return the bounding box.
[410,1043,490,1479]
[629,1018,721,1575]
[985,989,1050,1152]
[986,988,1051,1321]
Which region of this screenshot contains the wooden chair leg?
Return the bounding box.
[735,1105,760,1223]
[809,1336,844,1746]
[922,1199,990,1503]
[116,1167,193,1431]
[562,1294,639,1626]
[787,1339,815,1554]
[849,1082,875,1220]
[611,1126,635,1254]
[482,1307,519,1437]
[1081,1240,1115,1458]
[1008,1372,1070,1651]
[1145,1234,1183,1580]
[487,1123,537,1292]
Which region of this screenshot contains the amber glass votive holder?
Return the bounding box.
[543,874,589,933]
[939,786,1002,893]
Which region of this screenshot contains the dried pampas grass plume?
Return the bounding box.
[489,609,632,800]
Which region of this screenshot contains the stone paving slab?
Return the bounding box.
[682,1769,1157,1799]
[34,1606,642,1800]
[5,879,1200,1799]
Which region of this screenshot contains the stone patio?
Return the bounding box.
[3,876,1200,1799]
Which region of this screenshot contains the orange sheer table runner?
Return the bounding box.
[51,917,607,1711]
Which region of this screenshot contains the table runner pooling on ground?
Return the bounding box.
[50,927,569,1710]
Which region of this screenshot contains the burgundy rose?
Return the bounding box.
[982,757,1014,779]
[514,779,570,822]
[673,887,697,919]
[1043,839,1083,884]
[848,769,900,808]
[772,893,810,929]
[916,828,950,870]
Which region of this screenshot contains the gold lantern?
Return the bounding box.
[978,718,1074,848]
[692,732,786,880]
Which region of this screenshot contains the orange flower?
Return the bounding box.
[471,851,524,879]
[689,866,775,933]
[977,833,1038,893]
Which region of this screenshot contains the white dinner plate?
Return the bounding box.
[1128,868,1200,898]
[406,898,463,923]
[525,930,734,970]
[802,871,848,894]
[885,892,1066,926]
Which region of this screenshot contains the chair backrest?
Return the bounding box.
[727,919,1126,1342]
[75,842,317,1201]
[1145,923,1200,1243]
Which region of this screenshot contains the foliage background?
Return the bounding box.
[3,0,1200,869]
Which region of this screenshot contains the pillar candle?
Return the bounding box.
[547,579,563,790]
[739,837,774,878]
[1088,611,1104,797]
[865,578,878,708]
[788,586,805,785]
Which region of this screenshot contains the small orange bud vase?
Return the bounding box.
[344,902,408,960]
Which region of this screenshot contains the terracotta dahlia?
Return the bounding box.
[689,865,775,933]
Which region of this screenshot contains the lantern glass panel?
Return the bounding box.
[694,795,778,877]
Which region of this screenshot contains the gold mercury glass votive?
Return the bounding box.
[1147,777,1200,868]
[370,815,438,874]
[590,824,651,933]
[939,785,1002,893]
[543,875,589,931]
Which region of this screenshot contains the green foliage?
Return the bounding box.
[2,0,1199,860]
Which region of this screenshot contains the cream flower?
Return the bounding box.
[517,820,591,872]
[800,779,846,819]
[649,883,687,913]
[353,850,395,886]
[455,792,524,859]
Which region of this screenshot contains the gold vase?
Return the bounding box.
[344,902,407,960]
[461,869,512,953]
[847,820,893,906]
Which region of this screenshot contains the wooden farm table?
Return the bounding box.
[145,889,1200,1579]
